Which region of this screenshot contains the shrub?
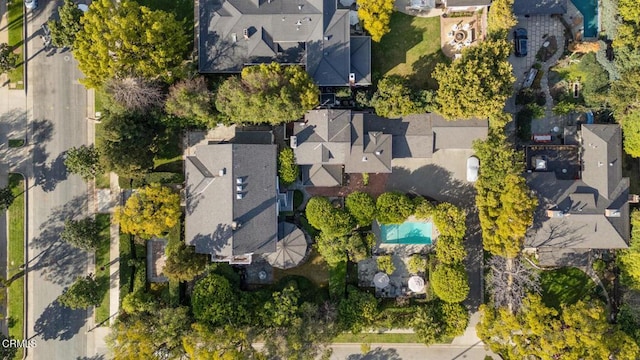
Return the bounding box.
[431,265,469,303]
[407,254,427,274]
[377,255,395,274]
[435,236,467,265]
[346,191,376,227]
[431,203,466,239]
[278,147,299,185]
[413,197,434,220]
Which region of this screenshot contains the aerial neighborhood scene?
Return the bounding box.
[1,0,640,358]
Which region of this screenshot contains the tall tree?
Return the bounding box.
[163,243,209,282]
[182,323,263,360]
[61,217,101,251]
[262,286,301,328]
[191,273,248,327]
[619,210,640,288]
[0,186,15,211]
[215,63,319,125]
[486,256,540,311]
[114,184,180,240]
[487,0,517,36]
[64,145,102,181]
[74,0,188,88]
[610,70,640,117]
[97,110,162,179]
[434,235,466,265]
[433,39,514,120]
[356,0,394,42]
[375,192,414,224]
[370,76,427,118]
[104,77,165,112]
[430,265,469,303]
[0,43,18,73]
[58,276,103,309]
[338,287,378,333]
[305,197,354,237]
[165,76,220,128]
[623,111,640,158]
[345,191,377,227]
[48,0,83,48]
[431,203,466,239]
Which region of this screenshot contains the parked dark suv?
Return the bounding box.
[514,28,528,57]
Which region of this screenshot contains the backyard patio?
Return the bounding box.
[440,14,485,58]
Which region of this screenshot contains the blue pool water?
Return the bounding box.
[380,222,432,245]
[571,0,598,38]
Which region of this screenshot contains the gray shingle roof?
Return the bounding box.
[302,164,343,186]
[185,143,278,259]
[198,0,371,86]
[345,114,392,173]
[525,124,629,250]
[513,0,567,15]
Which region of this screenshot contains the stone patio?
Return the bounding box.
[440,15,483,58]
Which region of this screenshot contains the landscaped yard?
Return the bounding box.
[371,12,447,90]
[137,0,194,43]
[7,0,24,88]
[8,174,24,359]
[333,332,419,343]
[273,249,329,288]
[540,267,602,309]
[95,214,111,325]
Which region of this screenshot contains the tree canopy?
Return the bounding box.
[96,110,163,179]
[0,43,18,74]
[376,255,395,274]
[610,70,640,118]
[613,0,640,50]
[305,197,354,237]
[345,191,376,227]
[487,0,517,36]
[430,265,469,303]
[165,76,221,128]
[356,0,394,42]
[115,184,180,240]
[61,217,101,251]
[191,273,248,327]
[435,235,467,265]
[371,76,429,118]
[338,287,379,333]
[431,202,466,239]
[376,192,414,224]
[0,186,15,212]
[163,243,209,282]
[477,295,640,360]
[619,209,640,288]
[105,77,165,112]
[215,63,319,125]
[58,276,103,309]
[65,145,102,181]
[48,0,84,48]
[74,0,188,88]
[433,39,514,119]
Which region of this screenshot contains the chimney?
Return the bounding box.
[243,28,249,40]
[546,209,564,218]
[605,208,621,217]
[290,136,298,149]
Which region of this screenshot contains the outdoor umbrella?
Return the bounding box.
[373,272,390,289]
[408,275,425,292]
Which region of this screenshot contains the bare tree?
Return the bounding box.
[487,256,540,312]
[104,77,165,111]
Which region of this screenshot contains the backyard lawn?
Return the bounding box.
[371,12,447,90]
[273,249,329,288]
[540,267,602,309]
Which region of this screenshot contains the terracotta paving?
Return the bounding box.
[306,173,389,198]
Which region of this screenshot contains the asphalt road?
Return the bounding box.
[24,3,92,359]
[329,343,498,360]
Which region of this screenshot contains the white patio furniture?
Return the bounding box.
[462,23,471,31]
[464,39,472,46]
[449,39,456,46]
[451,24,459,31]
[455,43,463,51]
[447,31,454,38]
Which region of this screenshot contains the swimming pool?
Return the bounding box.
[571,0,598,38]
[380,222,432,245]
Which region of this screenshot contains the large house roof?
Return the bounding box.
[185,143,278,259]
[525,124,629,250]
[198,0,371,86]
[292,110,488,185]
[513,0,567,15]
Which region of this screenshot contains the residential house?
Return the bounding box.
[185,143,279,264]
[197,0,371,86]
[291,109,488,186]
[512,0,567,16]
[525,124,630,266]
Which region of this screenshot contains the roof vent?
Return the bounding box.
[231,33,237,42]
[375,150,382,155]
[609,162,614,166]
[298,4,303,10]
[236,176,244,185]
[219,168,226,176]
[236,193,245,200]
[231,221,242,230]
[290,135,298,149]
[598,161,604,167]
[324,36,330,40]
[605,209,621,217]
[236,185,244,192]
[243,28,249,40]
[296,20,302,26]
[362,156,368,162]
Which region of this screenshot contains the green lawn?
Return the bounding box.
[333,332,419,343]
[329,261,347,300]
[8,139,24,148]
[119,233,133,301]
[372,12,447,90]
[93,122,111,189]
[7,174,24,359]
[94,214,111,325]
[540,267,601,309]
[7,0,24,88]
[273,249,330,288]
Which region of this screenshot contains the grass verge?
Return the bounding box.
[8,174,24,359]
[7,0,24,88]
[94,214,111,325]
[329,261,347,300]
[119,233,133,301]
[8,139,24,148]
[333,332,419,343]
[371,12,446,90]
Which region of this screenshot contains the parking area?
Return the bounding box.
[509,15,565,88]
